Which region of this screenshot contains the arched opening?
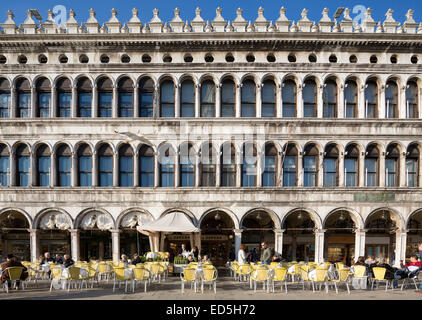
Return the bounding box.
[345,144,360,187]
[77,144,92,187]
[365,209,398,263]
[221,78,235,117]
[365,144,380,186]
[261,79,276,117]
[282,79,296,117]
[35,144,51,187]
[282,210,316,262]
[0,210,30,261]
[139,145,154,187]
[77,77,92,117]
[385,143,400,187]
[323,144,339,187]
[385,80,398,118]
[118,77,134,117]
[283,144,298,187]
[241,142,257,187]
[139,77,154,118]
[160,79,175,117]
[345,79,358,118]
[199,143,216,187]
[118,144,134,187]
[78,211,113,261]
[15,144,30,187]
[407,210,422,257]
[406,80,418,118]
[36,78,51,118]
[406,143,420,187]
[158,144,175,187]
[303,143,319,187]
[323,79,337,118]
[0,78,11,118]
[303,78,317,118]
[119,211,152,257]
[56,77,71,118]
[97,77,113,118]
[262,143,277,187]
[241,79,256,117]
[220,143,236,187]
[56,144,71,187]
[179,143,195,187]
[324,210,356,265]
[200,210,235,267]
[364,79,378,118]
[0,144,10,186]
[16,78,31,118]
[37,210,72,259]
[241,210,275,259]
[98,144,113,187]
[200,80,215,117]
[180,79,195,117]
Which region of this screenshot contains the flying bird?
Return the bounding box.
[114,129,153,146]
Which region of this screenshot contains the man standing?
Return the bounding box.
[260,242,272,265]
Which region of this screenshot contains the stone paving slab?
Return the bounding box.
[1,277,422,300]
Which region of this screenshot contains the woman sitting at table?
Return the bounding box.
[63,254,74,268]
[201,255,211,264]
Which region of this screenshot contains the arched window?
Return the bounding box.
[179,144,195,187]
[365,80,378,118]
[262,144,277,186]
[139,78,154,118]
[344,80,358,118]
[242,143,257,187]
[0,78,10,118]
[36,145,51,187]
[36,78,51,118]
[0,144,9,186]
[16,144,30,186]
[160,80,175,117]
[77,144,92,186]
[406,144,419,187]
[385,144,400,187]
[262,80,276,117]
[323,144,339,187]
[323,80,337,118]
[56,144,71,187]
[303,144,318,187]
[303,79,317,118]
[139,145,154,187]
[98,144,113,186]
[365,144,379,186]
[97,77,113,118]
[119,145,133,186]
[221,79,235,117]
[181,79,195,117]
[16,78,31,118]
[406,81,418,118]
[56,78,71,118]
[200,143,216,186]
[241,80,255,117]
[282,80,296,117]
[118,77,133,118]
[283,144,297,187]
[77,77,92,117]
[385,81,398,118]
[200,80,215,117]
[158,145,175,187]
[345,144,359,187]
[221,143,236,187]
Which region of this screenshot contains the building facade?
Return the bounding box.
[0,6,422,266]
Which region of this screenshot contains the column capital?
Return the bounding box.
[314,228,327,234]
[233,228,243,234]
[354,228,368,234]
[273,228,285,234]
[110,229,121,234]
[69,229,80,234]
[28,228,39,234]
[396,228,409,234]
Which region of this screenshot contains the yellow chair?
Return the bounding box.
[201,266,218,294]
[133,267,150,293]
[287,263,300,283]
[269,267,288,293]
[97,262,113,282]
[49,267,64,291]
[188,262,198,269]
[149,263,165,283]
[159,261,169,280]
[329,268,351,294]
[300,267,310,290]
[113,267,132,293]
[230,262,240,280]
[250,267,270,293]
[2,267,24,293]
[80,267,98,289]
[180,267,198,293]
[270,262,279,269]
[64,266,83,292]
[309,268,329,293]
[336,262,345,270]
[237,264,252,282]
[353,265,367,277]
[371,267,390,291]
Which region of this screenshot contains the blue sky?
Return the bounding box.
[1,0,421,27]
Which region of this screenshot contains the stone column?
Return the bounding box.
[399,85,406,119]
[256,152,262,187]
[154,152,159,187]
[233,229,243,260]
[174,153,180,187]
[133,149,139,187]
[379,85,386,119]
[71,85,78,117]
[70,229,80,262]
[113,151,119,187]
[296,85,303,118]
[379,152,385,187]
[30,151,35,187]
[274,229,285,256]
[235,84,241,118]
[215,84,221,118]
[256,84,262,118]
[10,86,16,118]
[133,84,139,118]
[236,151,242,187]
[50,151,56,187]
[314,229,326,263]
[195,155,200,187]
[71,152,77,187]
[317,85,323,118]
[419,151,422,187]
[359,151,365,187]
[9,150,16,186]
[92,84,98,118]
[112,84,118,118]
[276,83,282,118]
[92,150,98,187]
[297,153,303,187]
[317,152,324,187]
[29,229,40,262]
[195,83,200,118]
[354,229,366,261]
[358,85,365,118]
[111,229,120,263]
[338,84,345,118]
[339,152,345,186]
[154,85,160,118]
[174,84,180,118]
[50,84,56,118]
[394,229,407,268]
[399,152,406,187]
[30,85,36,118]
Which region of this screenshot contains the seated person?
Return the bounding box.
[55,254,64,264]
[353,256,371,276]
[187,255,194,263]
[131,253,142,265]
[1,254,28,288]
[364,255,376,266]
[63,254,75,268]
[371,257,396,280]
[40,252,55,265]
[120,254,128,264]
[202,255,211,264]
[393,254,422,288]
[271,255,281,263]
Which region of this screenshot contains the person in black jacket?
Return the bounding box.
[55,254,64,264]
[63,254,74,268]
[40,252,55,265]
[131,253,142,265]
[370,258,396,280]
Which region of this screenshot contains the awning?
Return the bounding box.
[137,211,200,233]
